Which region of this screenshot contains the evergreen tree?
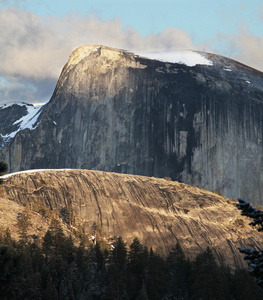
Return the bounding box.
[17,209,31,243]
[231,268,263,300]
[105,236,128,299]
[127,238,148,299]
[42,230,54,261]
[111,236,127,271]
[166,242,191,299]
[237,198,263,287]
[192,247,229,299]
[85,243,107,299]
[48,218,65,255]
[237,198,263,231]
[15,243,42,300]
[0,244,20,298]
[1,227,263,299]
[128,238,147,275]
[61,235,75,263]
[146,248,168,300]
[75,241,90,298]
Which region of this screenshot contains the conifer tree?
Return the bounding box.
[192,247,228,299]
[111,236,127,270]
[62,235,75,263]
[105,237,128,299]
[146,247,168,299]
[48,218,65,255]
[0,243,20,298]
[167,242,190,298]
[42,230,54,261]
[127,238,148,299]
[231,268,263,300]
[237,198,263,231]
[17,209,31,243]
[237,198,263,286]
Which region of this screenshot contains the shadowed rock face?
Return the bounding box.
[2,169,263,269]
[0,103,30,147]
[1,45,263,204]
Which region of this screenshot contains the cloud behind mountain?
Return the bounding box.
[0,7,262,104]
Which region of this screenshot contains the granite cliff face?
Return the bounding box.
[2,169,263,269]
[1,45,263,204]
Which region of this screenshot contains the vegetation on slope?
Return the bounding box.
[2,169,263,270]
[0,221,262,300]
[1,167,263,298]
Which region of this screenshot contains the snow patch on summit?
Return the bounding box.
[137,50,213,67]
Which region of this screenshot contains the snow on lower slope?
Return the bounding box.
[137,50,213,67]
[0,102,44,143]
[1,169,72,179]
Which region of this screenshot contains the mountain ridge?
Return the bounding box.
[1,45,263,204]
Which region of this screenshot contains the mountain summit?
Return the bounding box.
[1,45,263,204]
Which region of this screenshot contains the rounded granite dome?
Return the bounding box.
[1,45,263,205]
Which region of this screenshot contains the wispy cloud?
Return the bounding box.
[0,8,199,103]
[233,27,263,71]
[0,8,72,80]
[210,24,263,72]
[0,7,262,104]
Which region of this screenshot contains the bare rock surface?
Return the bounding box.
[1,169,263,269]
[0,196,50,241]
[1,45,263,204]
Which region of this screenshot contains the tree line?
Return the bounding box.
[0,219,262,300]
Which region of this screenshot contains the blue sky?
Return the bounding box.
[0,0,262,104]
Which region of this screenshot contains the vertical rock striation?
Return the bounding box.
[1,45,263,204]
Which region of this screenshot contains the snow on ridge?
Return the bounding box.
[0,103,44,143]
[0,101,46,109]
[0,101,31,109]
[136,50,213,67]
[1,168,73,179]
[13,105,42,129]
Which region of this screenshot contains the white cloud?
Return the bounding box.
[0,8,200,82]
[0,8,200,103]
[209,24,263,72]
[0,8,72,80]
[233,30,263,71]
[0,7,262,104]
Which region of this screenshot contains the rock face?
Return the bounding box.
[2,169,263,269]
[1,45,263,204]
[0,102,32,147]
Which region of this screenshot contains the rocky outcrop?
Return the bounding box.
[2,169,263,269]
[1,45,263,204]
